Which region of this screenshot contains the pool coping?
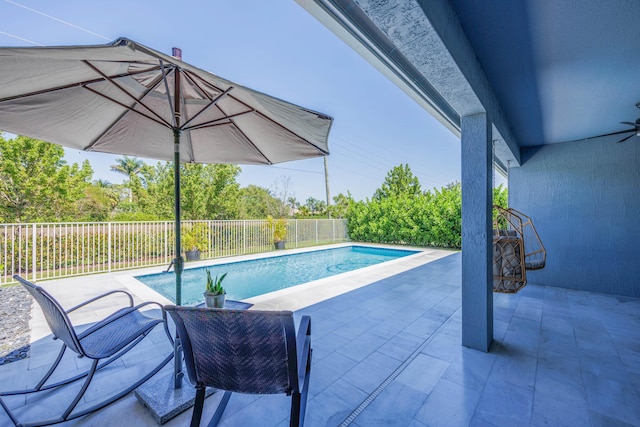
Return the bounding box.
[121,242,456,311]
[244,244,456,311]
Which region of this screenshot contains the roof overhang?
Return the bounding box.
[296,0,521,175]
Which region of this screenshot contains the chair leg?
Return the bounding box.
[3,332,152,397]
[208,390,232,427]
[290,392,301,427]
[35,344,67,390]
[295,347,312,427]
[62,359,99,420]
[0,352,173,427]
[0,344,67,397]
[191,386,206,427]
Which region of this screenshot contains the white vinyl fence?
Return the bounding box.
[1,219,348,285]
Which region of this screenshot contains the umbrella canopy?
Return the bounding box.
[0,37,331,164]
[0,37,333,305]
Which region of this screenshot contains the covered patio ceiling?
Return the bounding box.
[296,0,640,169]
[449,0,640,147]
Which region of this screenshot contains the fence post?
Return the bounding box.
[315,220,318,244]
[243,220,246,255]
[32,223,37,281]
[108,222,112,273]
[295,220,298,248]
[164,221,169,264]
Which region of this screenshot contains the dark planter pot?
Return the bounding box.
[204,292,225,308]
[185,249,201,261]
[274,241,286,250]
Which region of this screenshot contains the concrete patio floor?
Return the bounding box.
[1,249,639,426]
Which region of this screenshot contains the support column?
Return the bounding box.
[461,113,493,352]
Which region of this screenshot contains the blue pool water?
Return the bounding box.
[136,245,418,305]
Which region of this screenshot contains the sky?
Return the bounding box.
[0,0,470,202]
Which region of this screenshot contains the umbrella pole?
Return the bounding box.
[171,63,185,389]
[174,138,183,307]
[173,129,184,389]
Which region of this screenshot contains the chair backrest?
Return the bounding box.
[506,207,546,269]
[166,306,298,395]
[493,206,546,270]
[13,275,83,355]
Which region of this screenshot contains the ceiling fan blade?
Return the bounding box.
[620,121,638,127]
[583,129,634,141]
[617,133,635,143]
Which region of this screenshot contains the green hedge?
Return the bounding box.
[346,183,508,249]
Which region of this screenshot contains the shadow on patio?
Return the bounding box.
[1,252,639,426]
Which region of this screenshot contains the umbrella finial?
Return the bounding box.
[172,47,182,60]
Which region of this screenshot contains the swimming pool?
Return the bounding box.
[136,245,418,305]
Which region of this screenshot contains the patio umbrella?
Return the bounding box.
[0,37,332,306]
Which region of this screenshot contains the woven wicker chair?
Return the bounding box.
[165,306,312,427]
[492,206,547,293]
[1,275,173,427]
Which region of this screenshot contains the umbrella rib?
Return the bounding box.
[179,69,330,156]
[82,85,170,128]
[183,69,227,99]
[231,121,273,164]
[253,109,330,155]
[159,61,177,129]
[181,87,233,130]
[182,110,254,131]
[0,65,162,104]
[83,60,174,128]
[200,84,330,156]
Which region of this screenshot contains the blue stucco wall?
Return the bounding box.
[509,136,640,297]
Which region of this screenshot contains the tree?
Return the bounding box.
[0,134,93,222]
[135,162,173,219]
[110,156,144,203]
[373,164,421,200]
[78,184,114,221]
[305,197,322,214]
[201,164,242,220]
[297,205,311,216]
[493,184,508,208]
[287,197,299,212]
[315,200,327,215]
[327,192,353,218]
[271,175,294,217]
[92,179,120,208]
[239,185,280,218]
[131,162,242,220]
[94,178,111,188]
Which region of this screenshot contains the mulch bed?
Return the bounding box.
[0,285,32,365]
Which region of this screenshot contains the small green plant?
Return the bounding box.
[266,216,288,243]
[183,223,208,251]
[205,269,227,295]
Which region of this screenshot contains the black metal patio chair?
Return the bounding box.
[164,306,311,427]
[0,275,174,427]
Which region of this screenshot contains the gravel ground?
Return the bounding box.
[0,285,32,365]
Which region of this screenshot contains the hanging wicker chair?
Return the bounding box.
[492,206,546,293]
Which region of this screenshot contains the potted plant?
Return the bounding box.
[183,224,207,261]
[267,216,288,250]
[203,269,227,308]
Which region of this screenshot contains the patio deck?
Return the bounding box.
[1,250,639,426]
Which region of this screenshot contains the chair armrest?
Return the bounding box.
[66,289,134,313]
[296,315,311,380]
[296,316,311,352]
